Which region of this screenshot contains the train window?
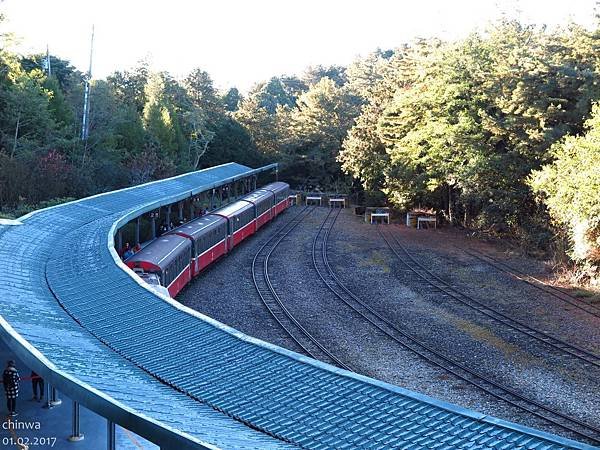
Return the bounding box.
[258,197,270,215]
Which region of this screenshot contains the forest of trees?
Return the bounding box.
[0,17,599,279]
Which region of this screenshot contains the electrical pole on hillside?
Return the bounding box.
[81,25,94,142]
[45,45,51,77]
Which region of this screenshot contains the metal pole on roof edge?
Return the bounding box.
[107,420,116,450]
[68,401,84,442]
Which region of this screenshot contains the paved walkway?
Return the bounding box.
[0,339,157,450]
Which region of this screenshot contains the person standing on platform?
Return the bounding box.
[31,371,43,402]
[2,360,20,416]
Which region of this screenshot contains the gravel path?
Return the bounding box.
[178,206,600,444]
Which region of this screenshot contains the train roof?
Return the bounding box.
[242,189,273,204]
[168,215,225,240]
[127,234,191,269]
[211,199,253,218]
[262,181,289,193]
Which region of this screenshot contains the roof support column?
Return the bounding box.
[68,401,84,442]
[135,217,140,245]
[253,175,257,190]
[150,211,157,239]
[107,420,116,450]
[166,205,172,231]
[211,189,216,210]
[178,201,184,223]
[51,387,61,406]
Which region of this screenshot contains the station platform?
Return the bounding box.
[0,339,156,450]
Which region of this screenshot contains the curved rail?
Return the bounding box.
[458,246,600,318]
[251,206,352,370]
[311,209,600,444]
[380,227,600,369]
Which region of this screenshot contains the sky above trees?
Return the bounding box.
[2,0,597,91]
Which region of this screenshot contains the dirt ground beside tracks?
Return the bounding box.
[178,206,600,444]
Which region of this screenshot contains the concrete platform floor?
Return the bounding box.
[0,338,158,450]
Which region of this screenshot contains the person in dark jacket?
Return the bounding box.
[31,371,43,402]
[3,360,19,416]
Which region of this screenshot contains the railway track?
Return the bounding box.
[379,227,600,370]
[459,246,600,319]
[311,209,600,444]
[251,206,352,371]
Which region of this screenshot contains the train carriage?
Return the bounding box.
[125,234,192,297]
[124,182,291,298]
[263,182,290,216]
[210,200,256,248]
[168,215,228,276]
[242,189,274,231]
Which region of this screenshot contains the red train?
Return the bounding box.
[126,182,290,297]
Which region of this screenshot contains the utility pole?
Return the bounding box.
[81,25,95,142]
[45,45,51,77]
